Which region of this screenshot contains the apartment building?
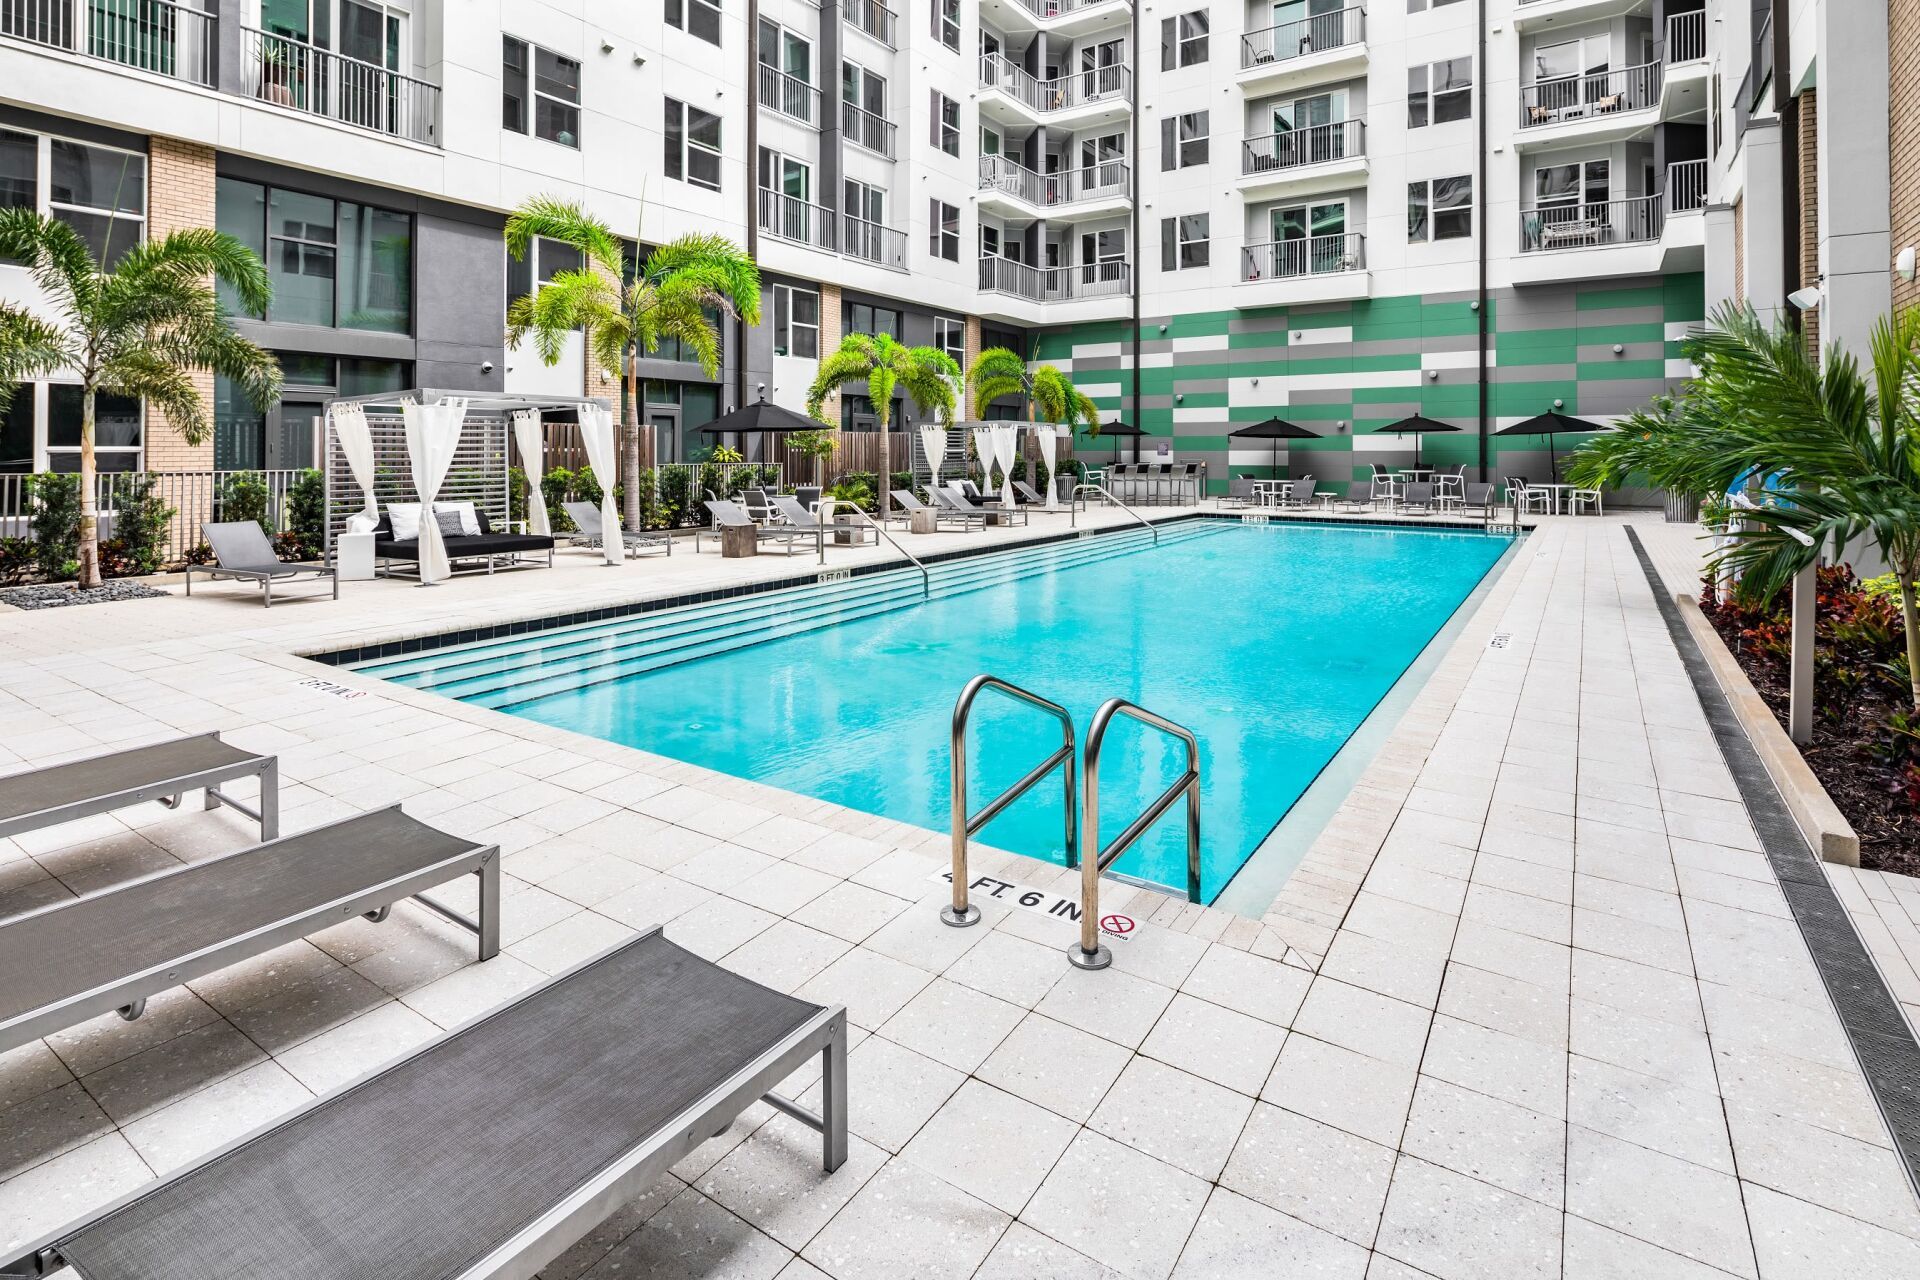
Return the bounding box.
[2,0,1726,492]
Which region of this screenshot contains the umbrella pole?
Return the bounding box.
[1549,435,1558,480]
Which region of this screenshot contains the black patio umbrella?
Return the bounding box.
[1095,418,1146,464]
[1377,415,1462,469]
[1229,417,1319,475]
[1491,410,1604,479]
[696,397,823,435]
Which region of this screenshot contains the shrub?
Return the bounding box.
[655,465,693,528]
[0,537,33,585]
[26,474,81,581]
[282,469,325,560]
[573,465,603,507]
[542,467,575,531]
[509,467,530,526]
[218,471,272,531]
[103,474,174,576]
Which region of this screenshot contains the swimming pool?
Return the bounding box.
[351,519,1512,903]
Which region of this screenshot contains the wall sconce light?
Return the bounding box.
[1469,300,1480,311]
[1898,246,1917,282]
[1427,369,1439,380]
[1612,344,1624,354]
[1553,398,1564,408]
[600,40,614,54]
[632,54,646,66]
[1175,393,1185,403]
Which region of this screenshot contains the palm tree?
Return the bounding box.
[804,333,960,514]
[0,210,279,588]
[1567,303,1920,710]
[504,197,760,527]
[965,346,1100,492]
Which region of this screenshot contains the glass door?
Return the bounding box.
[1270,201,1344,275]
[648,407,681,465]
[1081,39,1123,98]
[338,0,402,133]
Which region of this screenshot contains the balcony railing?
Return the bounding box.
[841,215,907,271]
[842,99,897,157]
[244,27,440,145]
[1240,6,1365,70]
[1,0,214,85]
[978,53,1132,113]
[1665,9,1705,64]
[1007,0,1128,20]
[1666,159,1707,212]
[978,256,1131,302]
[1519,60,1660,128]
[977,155,1130,206]
[759,188,837,251]
[1242,119,1365,174]
[1519,194,1664,253]
[844,0,896,47]
[1241,232,1365,281]
[759,64,820,125]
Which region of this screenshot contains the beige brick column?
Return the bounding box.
[1733,197,1746,301]
[816,282,843,424]
[144,137,217,473]
[585,259,622,404]
[1797,91,1821,357]
[1892,0,1920,314]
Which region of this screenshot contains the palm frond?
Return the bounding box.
[99,350,211,443]
[0,306,73,397]
[642,234,762,325]
[0,209,100,323]
[505,197,622,274]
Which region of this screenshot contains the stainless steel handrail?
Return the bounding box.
[1071,483,1157,543]
[945,675,1078,927]
[1072,698,1201,970]
[831,504,931,598]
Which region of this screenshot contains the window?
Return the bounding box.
[981,225,1001,258]
[1534,159,1610,210]
[665,99,723,191]
[1160,214,1209,270]
[1161,11,1209,69]
[931,92,960,155]
[215,177,414,331]
[934,316,964,366]
[48,139,145,265]
[1408,176,1472,241]
[1408,57,1472,127]
[47,385,142,472]
[1,384,31,472]
[503,37,581,146]
[933,0,959,51]
[1160,112,1210,170]
[772,284,820,358]
[0,130,36,211]
[929,200,960,261]
[758,23,814,121]
[846,302,902,338]
[506,236,584,322]
[666,0,722,46]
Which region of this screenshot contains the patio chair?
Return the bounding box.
[562,501,672,558]
[743,487,777,523]
[185,521,337,608]
[893,489,986,530]
[1279,476,1317,509]
[1457,482,1499,517]
[1369,466,1400,508]
[1399,481,1437,514]
[0,732,279,845]
[2,928,847,1280]
[1571,486,1604,515]
[793,485,823,511]
[933,485,1028,526]
[771,495,879,545]
[1219,476,1258,510]
[1506,476,1551,516]
[695,500,812,554]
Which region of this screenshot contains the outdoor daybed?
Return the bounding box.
[371,508,555,577]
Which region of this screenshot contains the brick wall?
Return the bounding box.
[584,259,621,405]
[143,138,217,472]
[963,314,983,417]
[816,282,842,423]
[1734,197,1746,302]
[1894,0,1920,313]
[1798,90,1820,355]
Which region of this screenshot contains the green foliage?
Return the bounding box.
[573,465,604,507]
[966,346,1100,432]
[218,470,272,531]
[711,444,743,464]
[541,466,576,531]
[825,476,875,514]
[0,537,32,585]
[25,473,80,580]
[280,469,325,560]
[100,474,174,576]
[509,467,530,525]
[654,465,692,528]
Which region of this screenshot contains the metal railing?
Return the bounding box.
[1665,8,1705,64]
[944,675,1078,928]
[978,256,1131,302]
[1071,483,1156,543]
[1667,158,1707,212]
[759,188,837,251]
[1072,697,1201,969]
[1518,193,1664,253]
[977,155,1130,207]
[841,214,908,271]
[978,52,1132,113]
[1519,60,1660,127]
[1,0,215,84]
[826,503,929,596]
[244,27,439,145]
[842,98,897,157]
[0,468,309,564]
[1240,6,1365,70]
[1241,232,1365,281]
[759,64,820,124]
[1242,119,1365,174]
[844,0,896,47]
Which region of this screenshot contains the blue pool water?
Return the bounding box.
[355,522,1510,901]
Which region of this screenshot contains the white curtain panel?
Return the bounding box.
[329,403,379,532]
[1036,425,1060,509]
[401,397,467,584]
[511,409,551,538]
[579,406,622,566]
[991,426,1017,507]
[918,424,946,490]
[971,427,994,492]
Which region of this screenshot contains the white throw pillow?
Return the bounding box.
[435,501,482,537]
[388,503,422,541]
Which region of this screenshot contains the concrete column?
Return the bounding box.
[1704,203,1739,312]
[1816,0,1893,356]
[1740,119,1789,322]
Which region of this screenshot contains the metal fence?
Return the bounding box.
[759,64,819,124]
[1,0,215,84]
[1243,119,1364,174]
[1665,9,1705,64]
[978,155,1130,208]
[1520,61,1661,127]
[1667,158,1707,213]
[843,0,895,47]
[243,26,440,145]
[1241,233,1366,281]
[978,256,1131,302]
[978,53,1131,113]
[842,99,897,158]
[1518,194,1664,253]
[0,468,307,563]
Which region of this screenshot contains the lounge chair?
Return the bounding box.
[933,485,1027,526]
[1219,477,1259,510]
[1013,481,1069,511]
[0,732,279,844]
[695,500,813,554]
[0,806,496,1057]
[1399,481,1437,514]
[1,928,847,1280]
[1458,482,1499,517]
[771,495,878,545]
[562,501,672,558]
[184,521,337,607]
[1279,477,1317,509]
[893,489,985,530]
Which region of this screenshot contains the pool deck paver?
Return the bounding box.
[2,510,1920,1277]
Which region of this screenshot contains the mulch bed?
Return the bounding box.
[0,581,170,611]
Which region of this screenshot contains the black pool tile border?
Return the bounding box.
[1624,527,1920,1198]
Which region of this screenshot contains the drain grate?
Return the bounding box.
[1625,528,1920,1198]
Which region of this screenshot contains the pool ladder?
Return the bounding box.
[943,674,1202,971]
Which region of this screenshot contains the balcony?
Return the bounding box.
[1,0,213,86]
[1666,158,1706,213]
[1237,119,1367,199]
[977,54,1133,126]
[1519,195,1662,254]
[1665,9,1705,64]
[757,189,908,273]
[759,64,821,126]
[1515,61,1659,151]
[994,0,1132,38]
[1659,9,1709,121]
[1513,0,1648,31]
[1237,6,1366,95]
[1234,232,1368,306]
[840,214,907,271]
[976,256,1130,322]
[1510,192,1692,282]
[243,28,439,145]
[844,0,896,49]
[976,155,1130,217]
[842,100,897,159]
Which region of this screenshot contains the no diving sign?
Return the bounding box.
[933,869,1136,942]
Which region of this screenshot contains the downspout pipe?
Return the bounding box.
[741,0,760,419]
[1129,0,1142,468]
[1476,0,1489,482]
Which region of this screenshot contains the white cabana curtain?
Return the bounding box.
[329,403,379,532]
[918,425,946,490]
[1036,425,1060,509]
[578,406,621,566]
[402,397,467,585]
[510,410,551,537]
[971,427,994,492]
[991,426,1018,507]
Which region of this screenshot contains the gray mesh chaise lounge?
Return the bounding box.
[695,500,812,554]
[891,489,984,530]
[0,928,848,1280]
[0,732,279,844]
[562,501,672,557]
[0,806,497,1058]
[184,521,338,607]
